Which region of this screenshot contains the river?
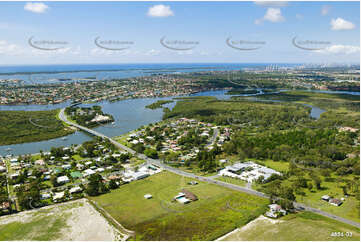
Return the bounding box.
[0,89,358,156]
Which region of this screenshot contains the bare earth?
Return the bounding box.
[0,198,123,241]
[217,215,283,241]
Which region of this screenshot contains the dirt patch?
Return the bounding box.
[0,198,123,241]
[59,199,122,241]
[216,215,283,241]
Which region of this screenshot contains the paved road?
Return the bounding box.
[59,109,136,155]
[206,128,219,148]
[59,108,360,229]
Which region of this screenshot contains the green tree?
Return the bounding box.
[312,176,322,190]
[144,148,158,159]
[109,180,119,189]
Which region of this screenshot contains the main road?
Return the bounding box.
[59,108,360,229]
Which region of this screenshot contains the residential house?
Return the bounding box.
[83,169,96,177]
[321,195,331,201]
[265,204,287,218]
[53,192,65,202]
[0,165,6,173]
[174,193,191,204]
[57,175,70,184]
[69,186,82,194]
[329,198,343,206]
[182,189,198,201]
[34,160,45,166]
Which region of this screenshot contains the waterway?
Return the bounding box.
[0,63,279,85]
[0,89,358,156]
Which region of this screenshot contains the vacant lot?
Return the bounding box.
[0,199,121,241]
[220,212,360,241]
[90,171,268,240]
[0,109,73,145]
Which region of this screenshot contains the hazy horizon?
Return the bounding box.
[0,1,359,65]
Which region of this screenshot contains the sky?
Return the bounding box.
[0,1,359,65]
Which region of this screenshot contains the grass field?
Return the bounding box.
[216,176,248,187]
[0,109,74,145]
[0,212,69,240]
[0,199,120,241]
[253,159,289,172]
[214,164,359,223]
[221,212,360,241]
[168,162,219,177]
[90,171,269,241]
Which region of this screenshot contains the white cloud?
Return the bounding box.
[256,8,285,24]
[147,5,174,18]
[146,49,161,56]
[330,18,355,30]
[90,48,116,56]
[0,40,23,55]
[29,46,81,57]
[254,1,288,7]
[264,8,285,22]
[90,48,137,56]
[321,5,331,16]
[24,2,49,14]
[316,45,360,55]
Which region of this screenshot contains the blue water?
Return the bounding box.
[0,88,357,156]
[0,63,358,156]
[0,95,179,156]
[0,63,300,74]
[0,63,298,84]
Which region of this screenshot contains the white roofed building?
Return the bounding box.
[57,176,70,184]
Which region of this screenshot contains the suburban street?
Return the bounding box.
[59,108,360,229]
[206,127,219,148]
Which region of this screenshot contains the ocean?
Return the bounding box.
[0,63,298,84]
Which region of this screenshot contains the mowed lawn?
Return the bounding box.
[222,212,360,241]
[90,171,269,240]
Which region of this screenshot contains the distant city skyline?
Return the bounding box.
[0,1,359,65]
